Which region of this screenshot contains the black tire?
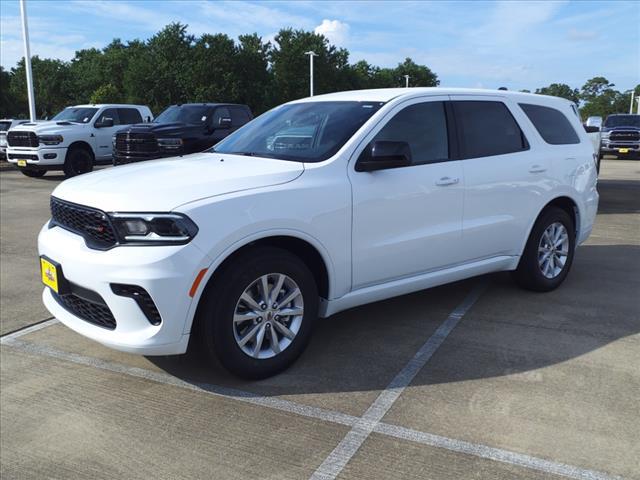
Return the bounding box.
[20,168,46,178]
[512,207,576,292]
[596,154,602,174]
[195,246,319,379]
[63,147,94,177]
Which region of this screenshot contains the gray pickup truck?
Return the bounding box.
[599,114,640,160]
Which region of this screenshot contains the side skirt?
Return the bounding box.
[319,255,518,318]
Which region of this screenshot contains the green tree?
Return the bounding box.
[90,83,122,104]
[0,67,19,117]
[535,83,580,103]
[269,28,350,102]
[190,33,237,104]
[10,56,72,118]
[234,34,272,113]
[394,58,439,87]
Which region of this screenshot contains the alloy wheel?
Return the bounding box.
[233,273,304,359]
[537,222,569,279]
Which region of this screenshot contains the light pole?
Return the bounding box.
[305,51,318,97]
[19,0,36,121]
[403,75,410,88]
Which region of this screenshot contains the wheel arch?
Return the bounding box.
[520,195,580,257]
[66,140,95,160]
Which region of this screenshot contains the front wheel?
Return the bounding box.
[512,207,576,292]
[63,148,94,177]
[196,246,318,379]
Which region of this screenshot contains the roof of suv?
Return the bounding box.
[292,87,574,106]
[71,104,149,108]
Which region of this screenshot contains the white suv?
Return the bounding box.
[6,104,152,178]
[37,88,599,378]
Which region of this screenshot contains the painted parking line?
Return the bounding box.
[309,282,487,480]
[0,305,622,479]
[0,318,58,341]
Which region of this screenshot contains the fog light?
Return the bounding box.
[43,153,57,159]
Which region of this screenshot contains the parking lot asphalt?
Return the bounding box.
[1,159,639,479]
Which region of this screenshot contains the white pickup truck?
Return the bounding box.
[6,104,153,177]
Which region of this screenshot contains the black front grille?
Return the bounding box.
[7,131,38,147]
[115,132,158,154]
[53,291,116,330]
[609,130,640,142]
[50,197,117,249]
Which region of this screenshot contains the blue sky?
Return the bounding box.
[1,0,638,92]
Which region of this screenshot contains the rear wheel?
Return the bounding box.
[63,147,93,177]
[513,207,575,292]
[20,168,46,178]
[196,246,318,379]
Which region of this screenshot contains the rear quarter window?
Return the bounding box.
[519,103,580,145]
[118,108,143,125]
[453,101,528,159]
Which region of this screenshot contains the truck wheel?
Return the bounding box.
[512,207,576,292]
[596,154,602,174]
[20,168,46,178]
[63,147,94,177]
[195,246,318,379]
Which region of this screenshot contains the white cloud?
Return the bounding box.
[314,19,350,46]
[566,28,599,41]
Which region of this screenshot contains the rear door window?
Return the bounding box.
[519,103,579,145]
[453,101,528,158]
[117,108,143,125]
[372,101,449,165]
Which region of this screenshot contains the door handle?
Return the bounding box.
[529,165,547,173]
[435,176,459,186]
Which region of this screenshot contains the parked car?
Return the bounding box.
[599,114,640,161]
[38,88,598,378]
[6,104,153,177]
[112,103,252,165]
[1,119,32,159]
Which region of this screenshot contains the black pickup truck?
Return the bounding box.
[599,114,640,160]
[113,103,253,165]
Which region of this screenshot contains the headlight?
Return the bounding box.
[112,135,117,146]
[110,213,198,245]
[600,131,610,138]
[38,134,64,145]
[157,138,183,149]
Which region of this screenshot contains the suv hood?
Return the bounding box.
[11,120,84,135]
[52,152,304,211]
[117,122,200,137]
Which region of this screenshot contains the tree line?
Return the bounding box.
[0,22,637,120]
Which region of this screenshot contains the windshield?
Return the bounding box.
[155,105,211,124]
[213,101,384,162]
[604,115,640,128]
[52,107,98,123]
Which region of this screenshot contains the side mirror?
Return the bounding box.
[355,140,412,172]
[95,118,114,128]
[218,117,232,129]
[584,125,600,133]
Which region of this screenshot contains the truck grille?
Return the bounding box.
[52,290,116,330]
[609,130,640,142]
[7,131,38,147]
[115,132,158,154]
[50,197,118,249]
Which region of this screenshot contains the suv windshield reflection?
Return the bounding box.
[52,108,98,124]
[213,101,384,162]
[155,105,211,125]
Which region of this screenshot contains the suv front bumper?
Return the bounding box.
[38,222,211,355]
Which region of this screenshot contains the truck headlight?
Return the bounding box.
[110,213,198,244]
[38,135,64,145]
[600,131,610,138]
[157,138,183,149]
